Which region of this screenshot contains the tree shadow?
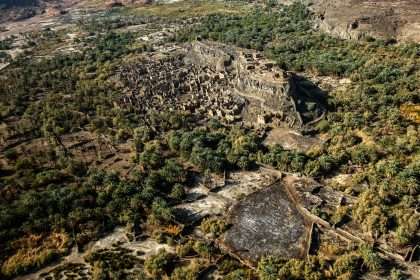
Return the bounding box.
[291,74,328,126]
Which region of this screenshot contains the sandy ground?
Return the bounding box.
[263,127,322,153]
[175,168,279,223]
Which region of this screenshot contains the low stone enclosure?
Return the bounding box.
[118,41,327,129]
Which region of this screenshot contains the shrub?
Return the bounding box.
[257,256,282,280]
[224,269,251,280]
[170,261,202,280]
[144,249,175,278]
[217,259,240,275]
[330,206,349,227]
[332,253,360,278]
[350,145,379,165]
[176,240,195,258]
[358,244,381,271]
[200,217,228,237]
[169,184,186,201]
[151,198,174,224]
[1,249,58,277]
[160,160,186,184]
[1,239,64,278]
[4,149,18,160]
[193,241,214,260]
[15,158,33,170]
[33,170,63,187]
[390,268,405,280]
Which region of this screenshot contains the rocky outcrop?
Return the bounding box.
[185,40,234,72]
[263,127,322,153]
[231,49,304,127]
[44,6,66,16]
[187,41,326,128]
[310,0,420,42]
[220,182,309,265]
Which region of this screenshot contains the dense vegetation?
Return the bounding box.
[178,1,420,245]
[0,24,263,276]
[0,1,418,279]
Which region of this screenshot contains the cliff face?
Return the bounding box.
[231,49,303,128]
[310,0,420,43]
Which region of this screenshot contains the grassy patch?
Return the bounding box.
[1,233,69,278]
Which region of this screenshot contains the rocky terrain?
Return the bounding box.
[0,0,74,24]
[310,0,420,42]
[3,0,420,42]
[221,181,309,266]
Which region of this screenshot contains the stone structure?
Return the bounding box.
[118,41,326,129]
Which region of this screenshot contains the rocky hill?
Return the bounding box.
[309,0,420,42]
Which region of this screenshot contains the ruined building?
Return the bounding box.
[118,41,326,129]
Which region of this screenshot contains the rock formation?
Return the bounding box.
[309,0,420,42]
[220,182,309,265]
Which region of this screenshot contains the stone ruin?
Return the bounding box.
[117,41,326,129]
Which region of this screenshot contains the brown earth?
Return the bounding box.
[310,0,420,42]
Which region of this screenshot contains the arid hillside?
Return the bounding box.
[310,0,420,42]
[2,0,420,42]
[0,0,82,23]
